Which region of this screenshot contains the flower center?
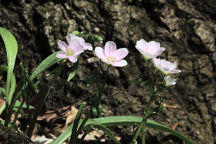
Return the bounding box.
[106,56,115,64]
[65,49,75,56]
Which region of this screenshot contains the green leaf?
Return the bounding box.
[8,72,16,104]
[70,102,86,143]
[67,59,79,81]
[14,101,35,110]
[50,116,193,144]
[72,31,80,35]
[0,87,6,96]
[0,65,8,73]
[30,52,61,81]
[93,34,103,41]
[0,27,18,104]
[20,63,38,93]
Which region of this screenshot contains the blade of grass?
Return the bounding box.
[27,63,63,137]
[70,102,86,144]
[0,27,18,105]
[51,116,193,144]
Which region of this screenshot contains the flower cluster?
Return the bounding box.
[135,39,181,86]
[56,34,92,63]
[56,34,129,67]
[56,33,181,86]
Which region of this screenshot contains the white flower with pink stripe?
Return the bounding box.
[153,58,181,75]
[56,39,84,63]
[95,41,129,67]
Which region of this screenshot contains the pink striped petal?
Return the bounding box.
[104,41,117,57]
[95,47,107,62]
[56,51,67,58]
[113,48,129,61]
[69,56,78,63]
[84,43,93,50]
[70,39,84,52]
[58,41,68,51]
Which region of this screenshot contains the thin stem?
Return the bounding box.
[131,96,153,143]
[131,60,155,144]
[72,110,91,144]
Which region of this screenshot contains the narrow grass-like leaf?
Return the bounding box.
[0,27,18,105]
[28,64,63,137]
[51,116,193,144]
[0,87,5,96]
[70,102,86,144]
[30,52,61,81]
[8,73,16,104]
[67,60,79,81]
[20,63,38,93]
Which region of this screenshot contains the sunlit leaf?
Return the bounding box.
[0,27,18,105]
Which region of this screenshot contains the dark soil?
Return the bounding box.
[0,0,216,144]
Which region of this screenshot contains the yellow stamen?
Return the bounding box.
[65,49,75,56]
[106,56,115,64]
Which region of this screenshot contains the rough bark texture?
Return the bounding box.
[0,0,216,143]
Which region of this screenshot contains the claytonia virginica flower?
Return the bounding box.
[67,34,93,51]
[135,39,165,60]
[152,58,181,75]
[95,41,129,67]
[56,39,84,63]
[164,76,176,86]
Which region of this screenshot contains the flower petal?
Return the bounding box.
[136,39,147,49]
[113,60,127,67]
[84,43,93,50]
[70,34,85,44]
[113,48,129,61]
[164,76,176,86]
[70,39,84,52]
[56,51,67,59]
[95,47,107,62]
[136,39,165,59]
[58,41,68,51]
[105,41,117,57]
[69,56,78,63]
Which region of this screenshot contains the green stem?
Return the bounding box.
[131,97,153,143]
[131,60,155,144]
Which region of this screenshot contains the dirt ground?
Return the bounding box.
[0,0,216,144]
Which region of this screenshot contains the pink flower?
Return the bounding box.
[67,34,93,51]
[164,76,176,86]
[56,39,84,63]
[152,58,181,75]
[135,39,165,60]
[95,41,129,67]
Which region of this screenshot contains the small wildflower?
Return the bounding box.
[164,76,176,86]
[67,34,93,51]
[56,39,84,63]
[95,41,129,67]
[152,58,181,75]
[135,39,165,60]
